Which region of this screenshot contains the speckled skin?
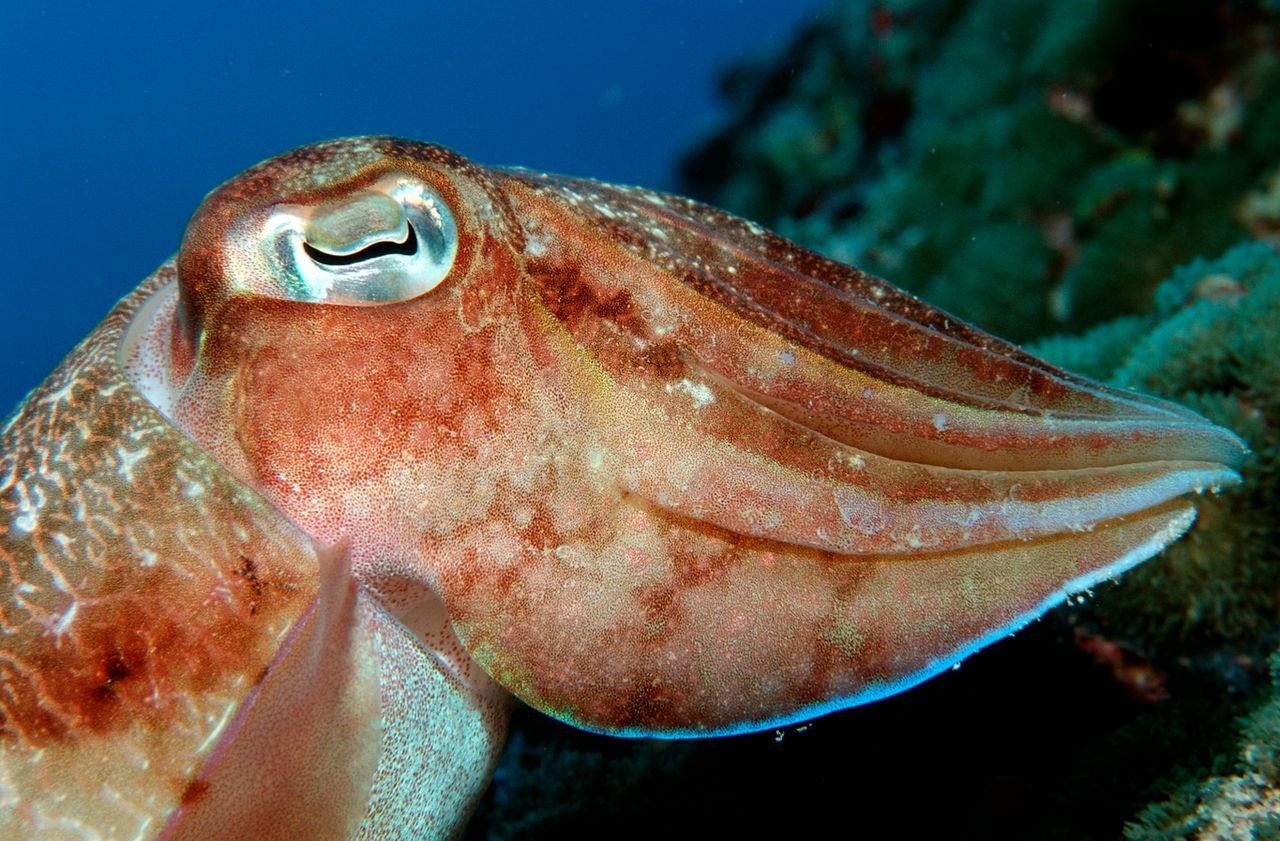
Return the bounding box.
[0,137,1247,837]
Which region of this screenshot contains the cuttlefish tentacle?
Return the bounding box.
[433,278,1221,734]
[516,288,1232,557]
[492,171,1244,553]
[447,486,1198,735]
[506,171,1239,469]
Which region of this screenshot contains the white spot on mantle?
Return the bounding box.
[117,446,150,483]
[665,378,715,408]
[53,601,78,638]
[13,482,38,533]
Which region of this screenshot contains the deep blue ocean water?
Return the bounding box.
[1,0,822,412]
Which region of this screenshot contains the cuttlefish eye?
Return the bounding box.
[261,175,458,305]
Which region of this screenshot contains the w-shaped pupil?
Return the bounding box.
[304,225,419,266]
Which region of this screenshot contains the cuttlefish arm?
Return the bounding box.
[0,136,1245,837]
[437,168,1245,733]
[0,264,507,837]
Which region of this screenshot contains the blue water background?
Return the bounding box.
[1,1,821,412]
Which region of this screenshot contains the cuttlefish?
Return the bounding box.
[0,137,1245,839]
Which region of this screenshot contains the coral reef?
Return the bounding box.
[1034,243,1280,651]
[681,0,1280,342]
[1047,242,1280,837]
[1126,648,1280,841]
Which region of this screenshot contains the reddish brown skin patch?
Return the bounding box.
[1,264,319,764]
[180,778,211,807]
[1074,628,1170,704]
[2,547,302,749]
[236,554,265,615]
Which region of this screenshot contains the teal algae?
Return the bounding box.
[681,0,1280,342]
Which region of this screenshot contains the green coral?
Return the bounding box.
[682,0,1280,342]
[1125,648,1280,840]
[1033,242,1280,647]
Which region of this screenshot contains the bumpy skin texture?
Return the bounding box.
[0,266,381,839]
[0,137,1246,837]
[0,261,507,840]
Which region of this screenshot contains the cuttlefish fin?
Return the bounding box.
[0,270,360,839]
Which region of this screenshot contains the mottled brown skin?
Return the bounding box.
[0,137,1246,838]
[0,268,384,838]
